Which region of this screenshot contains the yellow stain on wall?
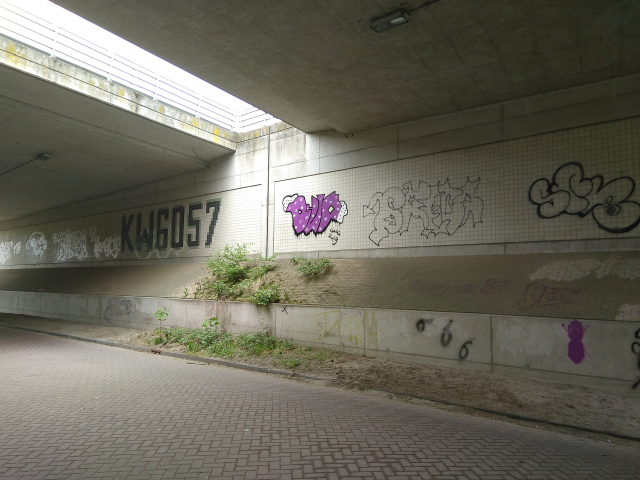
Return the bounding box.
[319,310,342,341]
[364,311,378,350]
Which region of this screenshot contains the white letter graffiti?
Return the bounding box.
[0,241,13,265]
[363,178,484,246]
[89,227,120,259]
[52,230,88,261]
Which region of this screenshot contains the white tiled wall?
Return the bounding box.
[0,186,262,267]
[274,118,640,253]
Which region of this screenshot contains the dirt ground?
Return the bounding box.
[2,315,639,449]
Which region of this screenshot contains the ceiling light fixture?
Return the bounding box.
[0,152,53,177]
[35,152,52,161]
[370,10,410,33]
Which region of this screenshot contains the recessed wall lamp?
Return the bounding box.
[370,10,410,33]
[0,152,53,177]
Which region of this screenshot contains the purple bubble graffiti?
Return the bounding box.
[562,320,589,364]
[283,192,348,236]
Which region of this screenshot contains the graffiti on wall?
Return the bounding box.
[632,327,640,389]
[562,320,588,364]
[530,257,640,282]
[89,227,120,259]
[529,162,640,234]
[519,282,578,309]
[0,241,13,265]
[363,178,484,246]
[0,241,21,264]
[120,199,221,253]
[104,297,135,322]
[283,192,348,239]
[26,232,47,258]
[52,229,88,262]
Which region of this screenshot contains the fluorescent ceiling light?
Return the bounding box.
[370,10,410,33]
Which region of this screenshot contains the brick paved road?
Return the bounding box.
[1,327,639,480]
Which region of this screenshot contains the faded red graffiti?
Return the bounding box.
[519,282,578,309]
[411,280,475,295]
[479,278,508,295]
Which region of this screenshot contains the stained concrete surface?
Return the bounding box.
[2,251,638,321]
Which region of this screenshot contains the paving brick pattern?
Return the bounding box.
[1,327,639,480]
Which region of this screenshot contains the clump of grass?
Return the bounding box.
[291,256,333,275]
[196,243,281,304]
[148,323,293,359]
[246,284,281,305]
[145,321,340,371]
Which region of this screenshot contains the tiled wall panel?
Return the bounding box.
[274,118,640,253]
[0,186,262,266]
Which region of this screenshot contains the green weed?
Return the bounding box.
[199,243,279,304]
[247,283,281,305]
[291,256,333,275]
[280,357,300,369]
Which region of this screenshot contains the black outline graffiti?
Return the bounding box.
[459,340,473,360]
[529,162,640,234]
[328,228,341,245]
[363,178,483,246]
[441,320,453,346]
[104,298,135,323]
[632,327,640,390]
[283,192,348,237]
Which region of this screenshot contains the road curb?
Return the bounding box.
[0,322,330,382]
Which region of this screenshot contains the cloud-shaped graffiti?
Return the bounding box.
[529,162,640,234]
[283,192,348,236]
[363,178,484,246]
[26,232,47,258]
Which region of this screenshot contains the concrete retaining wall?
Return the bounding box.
[2,290,638,393]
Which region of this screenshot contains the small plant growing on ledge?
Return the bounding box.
[291,256,333,275]
[202,317,219,330]
[152,306,168,327]
[200,243,279,304]
[247,283,281,305]
[150,306,169,345]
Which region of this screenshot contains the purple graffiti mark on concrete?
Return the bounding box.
[562,320,589,364]
[518,282,578,309]
[283,192,348,236]
[479,278,508,295]
[411,280,475,295]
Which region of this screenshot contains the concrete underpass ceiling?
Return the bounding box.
[0,64,233,223]
[52,0,640,134]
